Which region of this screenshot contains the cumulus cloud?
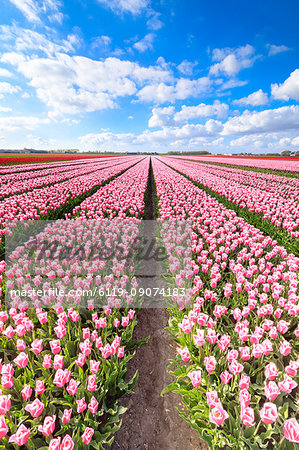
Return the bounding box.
[234,89,268,106]
[148,106,175,127]
[137,77,211,103]
[222,105,299,135]
[0,81,20,94]
[133,33,155,52]
[267,44,290,56]
[0,115,50,132]
[79,105,299,153]
[209,44,256,77]
[177,60,198,76]
[97,0,148,15]
[174,100,229,122]
[0,68,12,77]
[271,69,299,101]
[2,52,173,115]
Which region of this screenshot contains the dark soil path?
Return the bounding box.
[111,308,206,450]
[111,158,207,450]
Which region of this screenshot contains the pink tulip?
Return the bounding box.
[283,418,299,443]
[76,397,87,413]
[264,381,280,401]
[49,437,61,449]
[9,424,30,445]
[188,370,202,387]
[0,416,8,438]
[38,415,56,437]
[62,408,72,423]
[260,402,278,424]
[21,384,32,400]
[0,394,11,414]
[61,434,74,450]
[88,396,99,413]
[240,406,255,427]
[82,427,94,444]
[206,391,219,409]
[14,352,29,368]
[209,402,229,426]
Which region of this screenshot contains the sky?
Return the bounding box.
[0,0,298,153]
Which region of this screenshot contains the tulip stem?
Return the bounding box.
[278,436,285,447]
[253,419,262,436]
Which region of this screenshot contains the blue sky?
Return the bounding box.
[0,0,298,153]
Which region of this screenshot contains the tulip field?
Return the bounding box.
[0,155,298,449]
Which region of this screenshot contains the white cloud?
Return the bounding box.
[91,35,112,50]
[146,12,163,30]
[138,83,175,103]
[217,78,248,91]
[3,52,173,115]
[0,106,12,112]
[0,81,20,94]
[0,115,50,132]
[97,0,148,15]
[174,100,229,122]
[148,106,175,127]
[234,89,268,106]
[25,133,56,148]
[7,0,63,23]
[79,105,299,153]
[222,105,299,135]
[271,69,299,101]
[0,68,12,77]
[291,136,299,146]
[148,101,228,128]
[267,44,290,56]
[210,44,256,77]
[133,33,155,52]
[0,24,78,57]
[49,12,64,23]
[177,60,198,76]
[8,0,41,23]
[137,77,211,103]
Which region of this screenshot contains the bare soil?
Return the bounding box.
[111,308,208,450]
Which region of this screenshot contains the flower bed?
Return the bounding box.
[0,159,150,448]
[152,157,299,449]
[160,157,299,239]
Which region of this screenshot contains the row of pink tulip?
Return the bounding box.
[0,158,131,200]
[175,155,299,172]
[0,159,150,447]
[0,158,102,184]
[160,157,299,238]
[151,156,299,448]
[71,157,150,220]
[0,157,143,241]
